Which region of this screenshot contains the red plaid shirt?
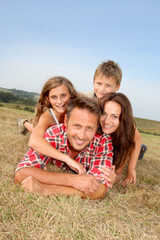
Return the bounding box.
[16,124,113,187]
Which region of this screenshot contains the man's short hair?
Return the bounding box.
[67,96,100,124]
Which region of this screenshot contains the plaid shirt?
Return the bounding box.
[16,124,113,187]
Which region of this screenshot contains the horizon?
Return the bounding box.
[0,85,159,123]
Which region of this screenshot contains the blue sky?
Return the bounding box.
[0,0,160,121]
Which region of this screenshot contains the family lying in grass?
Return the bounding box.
[15,60,147,199]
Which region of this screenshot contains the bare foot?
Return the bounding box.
[21,176,46,195]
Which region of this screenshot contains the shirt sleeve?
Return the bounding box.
[15,148,51,172]
[87,134,113,188]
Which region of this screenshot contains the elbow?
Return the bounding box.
[135,129,142,145]
[14,170,23,184]
[88,184,108,200]
[28,137,35,149]
[14,169,27,184]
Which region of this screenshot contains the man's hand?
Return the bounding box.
[73,174,99,195]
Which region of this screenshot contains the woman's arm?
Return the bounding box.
[122,127,142,186]
[28,111,86,174]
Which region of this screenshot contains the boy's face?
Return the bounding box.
[93,75,120,100]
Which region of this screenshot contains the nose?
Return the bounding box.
[57,96,62,104]
[99,85,105,92]
[77,128,86,140]
[104,115,111,123]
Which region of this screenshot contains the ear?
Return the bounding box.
[64,114,68,126]
[115,85,120,92]
[46,96,50,102]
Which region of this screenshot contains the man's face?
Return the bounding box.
[65,107,98,153]
[93,74,120,100]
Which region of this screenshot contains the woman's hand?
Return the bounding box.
[97,165,116,189]
[122,168,136,186]
[66,157,86,174]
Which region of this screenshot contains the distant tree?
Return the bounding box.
[0,91,37,106]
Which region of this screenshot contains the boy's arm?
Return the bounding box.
[122,127,142,186]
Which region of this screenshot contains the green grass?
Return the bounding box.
[135,117,160,136]
[0,107,160,240]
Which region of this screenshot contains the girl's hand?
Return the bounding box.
[96,165,116,189]
[122,169,136,186]
[66,157,86,174]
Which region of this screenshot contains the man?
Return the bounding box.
[14,96,114,199]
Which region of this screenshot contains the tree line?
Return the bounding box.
[0,91,37,106]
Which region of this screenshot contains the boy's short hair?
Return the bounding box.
[93,60,122,86]
[67,96,100,124]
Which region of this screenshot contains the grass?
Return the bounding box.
[0,106,160,240]
[135,117,160,136]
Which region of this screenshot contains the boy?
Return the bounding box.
[85,60,147,186]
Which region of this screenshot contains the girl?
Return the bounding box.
[18,76,78,133]
[18,76,86,174]
[99,92,138,186]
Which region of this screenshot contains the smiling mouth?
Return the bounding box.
[56,104,65,108]
[97,91,105,95]
[74,138,85,145]
[103,125,113,129]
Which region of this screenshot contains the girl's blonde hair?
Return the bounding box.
[32,76,78,126]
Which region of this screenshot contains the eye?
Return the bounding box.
[50,95,57,99]
[102,111,107,116]
[87,126,92,130]
[113,115,119,119]
[61,94,67,98]
[74,124,80,128]
[96,82,102,85]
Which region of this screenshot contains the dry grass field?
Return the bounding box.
[0,106,160,240]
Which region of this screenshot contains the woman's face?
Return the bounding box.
[47,85,71,114]
[100,101,121,134]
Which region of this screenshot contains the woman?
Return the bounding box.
[99,92,136,185]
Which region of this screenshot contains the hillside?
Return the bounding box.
[0,87,39,107]
[0,87,39,99]
[135,117,160,136]
[0,87,160,135]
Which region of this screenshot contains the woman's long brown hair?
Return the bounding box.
[99,92,135,169]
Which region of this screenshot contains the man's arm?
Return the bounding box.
[21,175,107,199]
[14,167,100,195]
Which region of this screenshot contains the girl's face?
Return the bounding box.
[100,101,121,134]
[47,85,71,114]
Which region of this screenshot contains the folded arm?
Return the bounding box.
[14,167,106,199]
[28,111,85,174]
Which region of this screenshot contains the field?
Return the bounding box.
[0,106,160,240]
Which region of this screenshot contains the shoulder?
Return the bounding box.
[86,133,113,151]
[44,123,66,137]
[86,133,113,156]
[94,133,112,144]
[84,90,95,98]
